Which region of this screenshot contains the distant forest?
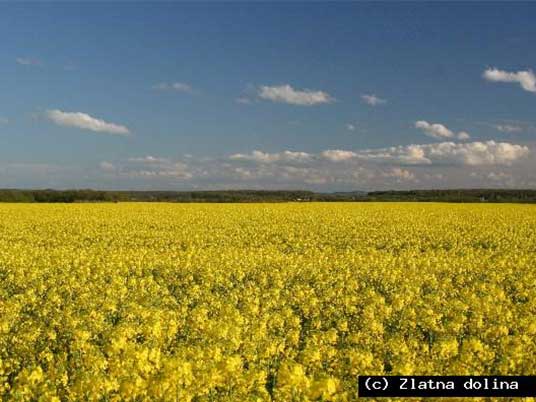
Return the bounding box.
[1,189,536,203]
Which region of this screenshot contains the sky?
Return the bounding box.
[1,2,535,191]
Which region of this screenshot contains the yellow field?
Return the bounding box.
[1,203,535,401]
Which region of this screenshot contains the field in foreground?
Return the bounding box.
[1,203,535,401]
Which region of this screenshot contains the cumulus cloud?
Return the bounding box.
[389,144,432,165]
[321,150,358,162]
[230,150,312,163]
[258,84,334,106]
[222,145,532,196]
[45,109,130,136]
[457,131,471,140]
[415,120,470,140]
[483,68,536,93]
[357,141,529,166]
[235,141,528,167]
[153,82,193,93]
[361,94,386,106]
[99,139,533,190]
[318,145,431,165]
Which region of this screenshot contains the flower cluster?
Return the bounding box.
[0,203,535,401]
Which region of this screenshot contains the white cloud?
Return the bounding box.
[361,94,386,106]
[102,157,192,179]
[457,131,470,140]
[127,156,169,164]
[362,141,529,166]
[415,120,470,140]
[258,84,334,106]
[483,68,536,93]
[229,151,277,163]
[494,124,523,133]
[230,150,312,163]
[382,167,416,182]
[346,123,356,131]
[320,145,430,165]
[46,109,130,136]
[415,121,453,139]
[321,150,357,162]
[394,144,432,164]
[232,141,528,168]
[153,82,193,93]
[97,139,533,190]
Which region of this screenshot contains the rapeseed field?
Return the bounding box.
[0,203,535,401]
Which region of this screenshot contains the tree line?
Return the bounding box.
[0,189,535,203]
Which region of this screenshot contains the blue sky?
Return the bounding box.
[1,2,535,191]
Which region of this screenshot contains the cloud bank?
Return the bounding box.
[95,139,532,191]
[231,141,528,167]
